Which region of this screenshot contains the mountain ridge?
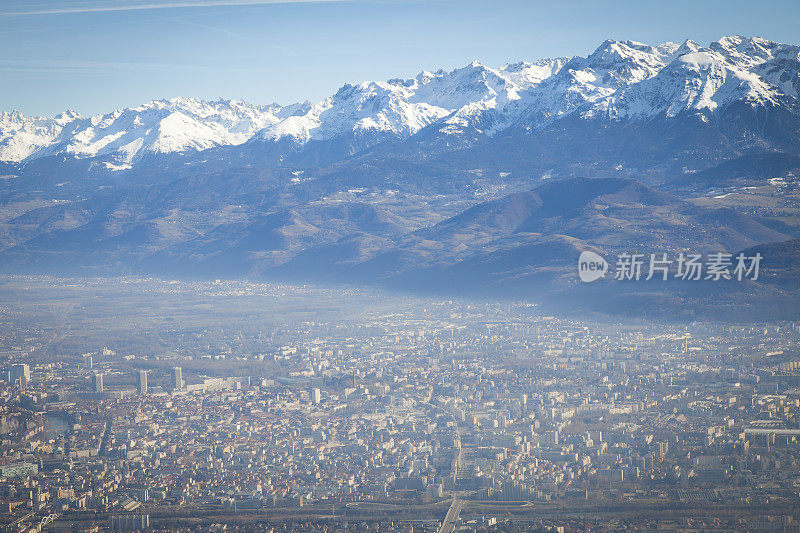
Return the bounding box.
[3,35,798,171]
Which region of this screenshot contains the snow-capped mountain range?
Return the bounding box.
[1,35,798,170]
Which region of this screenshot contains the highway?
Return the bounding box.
[437,498,464,533]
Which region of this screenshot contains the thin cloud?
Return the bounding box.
[177,19,296,56]
[0,0,343,17]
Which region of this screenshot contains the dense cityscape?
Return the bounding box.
[0,278,799,532]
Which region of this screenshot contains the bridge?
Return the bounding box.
[437,498,464,533]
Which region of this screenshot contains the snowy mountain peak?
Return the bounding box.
[581,39,671,83]
[673,39,703,57]
[498,58,569,90]
[654,42,681,60]
[589,39,655,60]
[711,35,780,64]
[54,110,83,124]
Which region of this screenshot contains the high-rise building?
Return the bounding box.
[83,354,93,369]
[10,364,30,389]
[171,366,183,390]
[137,370,148,394]
[311,387,322,405]
[92,372,104,393]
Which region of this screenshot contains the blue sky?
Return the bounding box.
[2,0,799,116]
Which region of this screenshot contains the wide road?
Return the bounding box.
[437,498,464,533]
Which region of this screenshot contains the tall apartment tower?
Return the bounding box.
[311,387,322,405]
[137,370,148,394]
[10,363,30,389]
[92,372,104,393]
[171,367,183,390]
